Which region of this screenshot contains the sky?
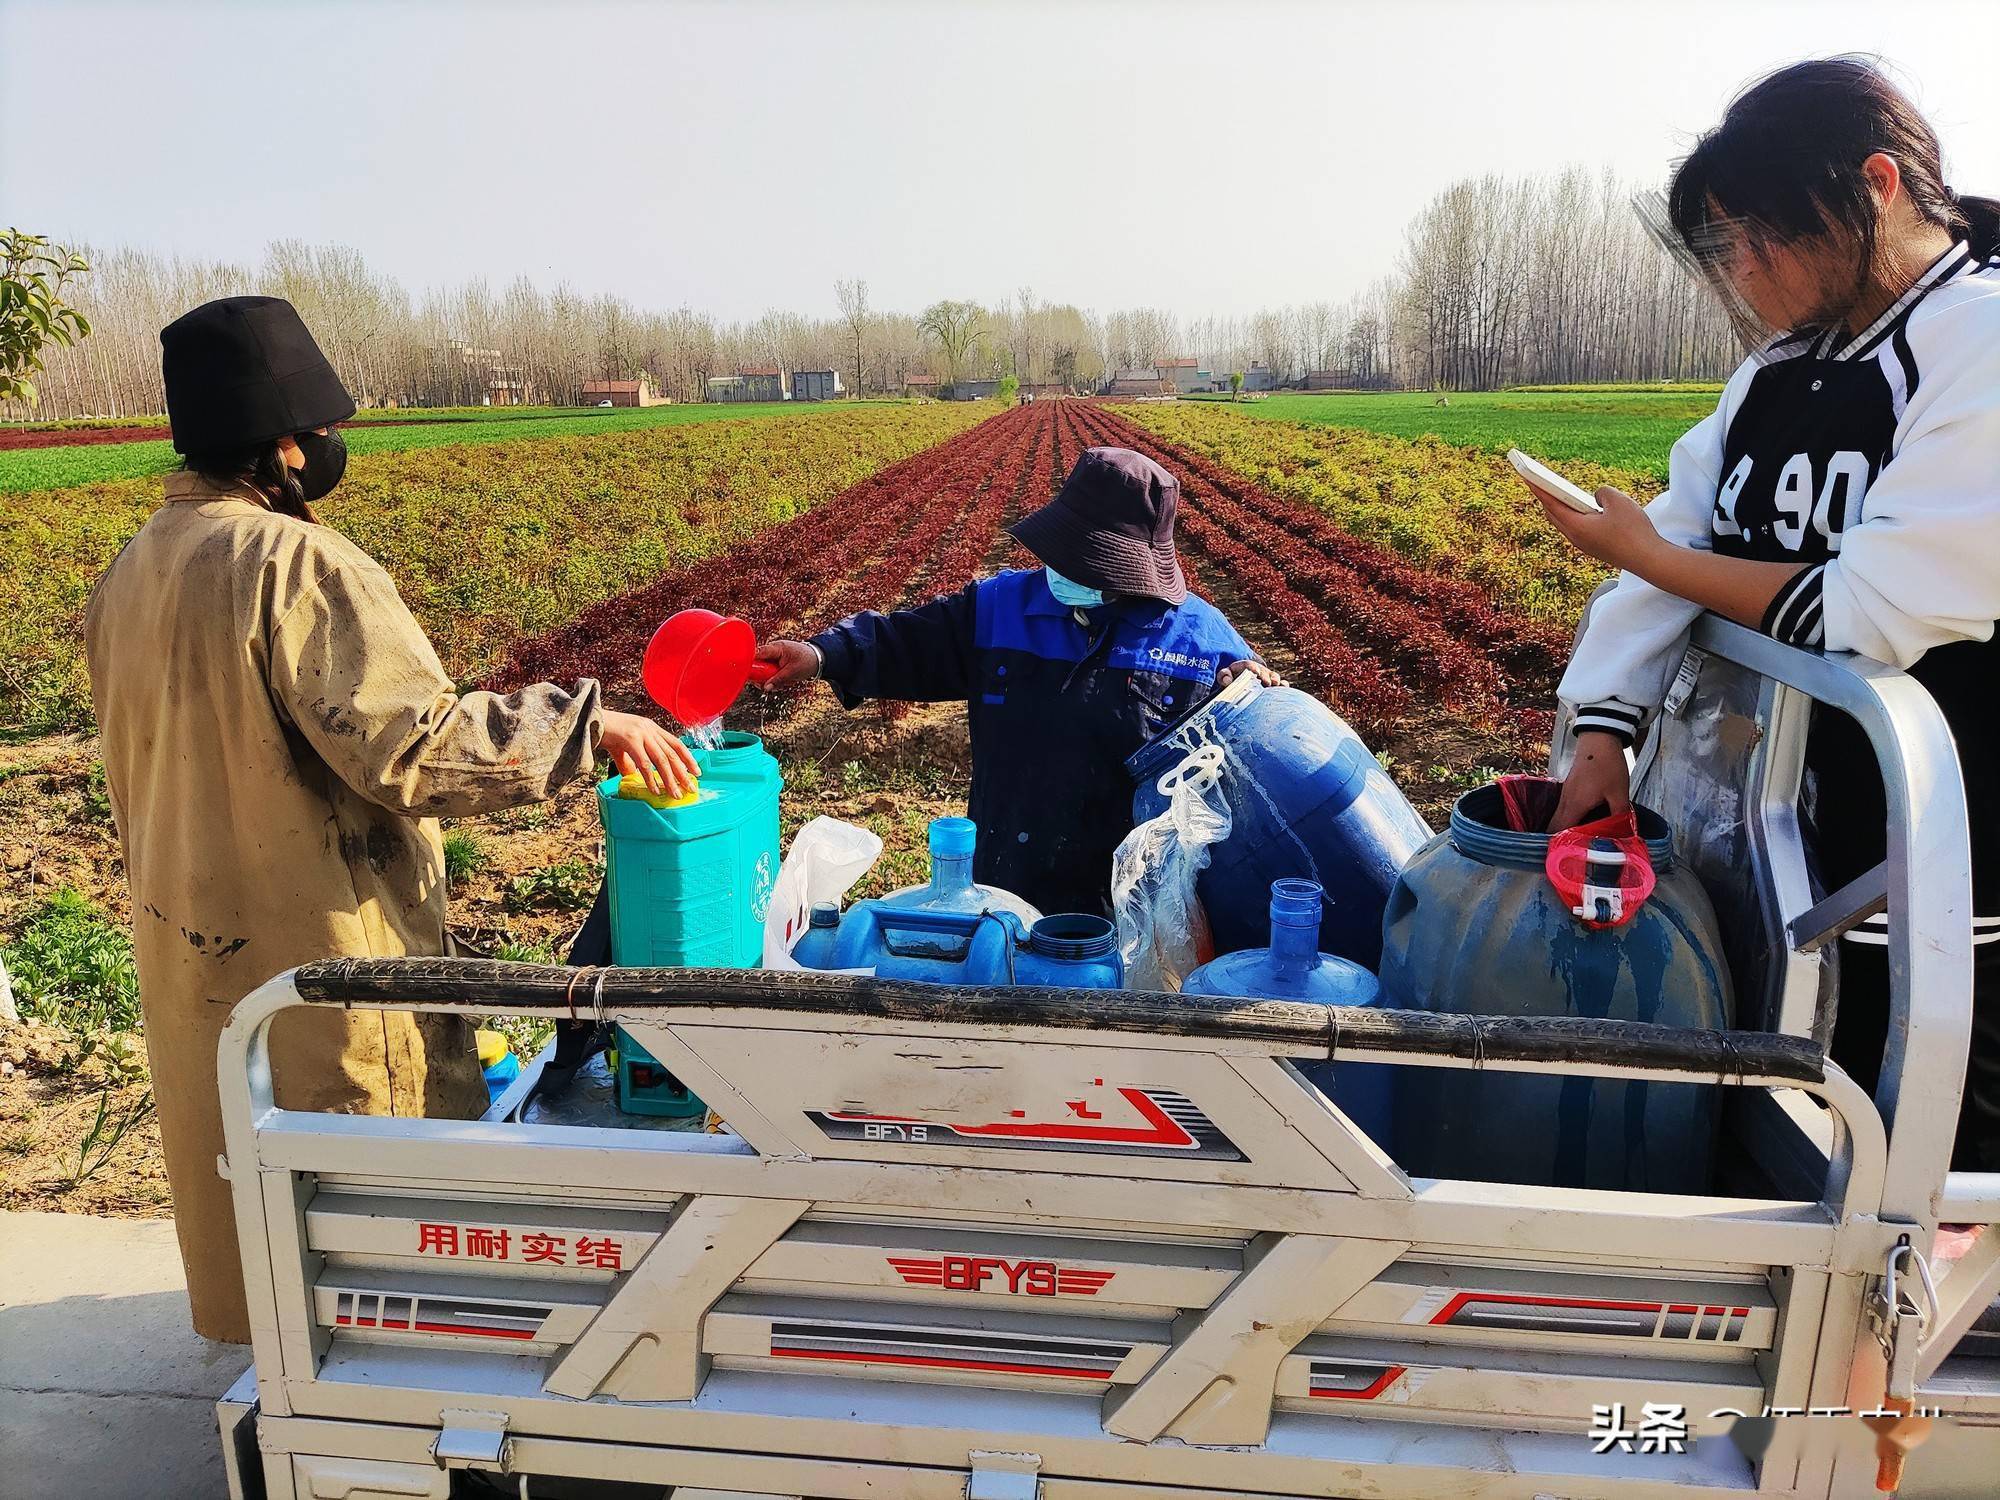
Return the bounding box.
[5,0,1999,323]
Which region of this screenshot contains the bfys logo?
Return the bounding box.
[889,1254,1116,1297]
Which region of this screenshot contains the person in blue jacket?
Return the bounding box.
[758,446,1274,917]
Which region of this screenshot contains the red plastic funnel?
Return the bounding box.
[641,609,777,725]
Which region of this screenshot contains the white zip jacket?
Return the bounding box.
[1560,243,2000,742]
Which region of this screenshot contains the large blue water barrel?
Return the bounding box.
[1181,879,1393,1144]
[1381,784,1733,1192]
[1128,683,1430,968]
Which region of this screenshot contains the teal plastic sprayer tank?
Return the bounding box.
[598,730,782,1115]
[1181,879,1392,1145]
[1380,780,1732,1192]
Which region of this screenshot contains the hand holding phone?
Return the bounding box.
[1508,448,1603,514]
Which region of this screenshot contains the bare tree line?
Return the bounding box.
[1398,168,1740,389]
[12,166,1740,420]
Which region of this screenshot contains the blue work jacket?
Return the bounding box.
[812,568,1253,917]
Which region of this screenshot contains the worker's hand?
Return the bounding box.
[754,639,821,689]
[599,711,699,797]
[1550,730,1632,832]
[1529,481,1663,573]
[1216,659,1282,690]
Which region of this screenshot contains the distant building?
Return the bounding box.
[1243,361,1279,392]
[582,376,666,407]
[904,373,940,398]
[1020,383,1070,400]
[1300,370,1361,391]
[1106,366,1172,397]
[708,367,786,403]
[945,379,1001,401]
[1160,357,1209,395]
[790,369,844,402]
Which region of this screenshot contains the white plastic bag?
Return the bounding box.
[1110,742,1232,992]
[762,816,883,970]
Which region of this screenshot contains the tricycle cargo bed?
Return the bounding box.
[221,617,2000,1499]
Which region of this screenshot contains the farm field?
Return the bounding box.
[0,404,655,447]
[2,394,1611,1215]
[487,395,1574,785]
[1186,387,1715,479]
[0,398,893,491]
[1116,400,1639,623]
[0,404,702,435]
[0,399,988,734]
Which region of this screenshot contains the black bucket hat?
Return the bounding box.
[1008,446,1188,605]
[160,296,356,456]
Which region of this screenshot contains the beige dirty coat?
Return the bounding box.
[85,471,603,1342]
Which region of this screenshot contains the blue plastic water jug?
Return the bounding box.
[788,901,844,969]
[1128,682,1430,968]
[1380,784,1732,1192]
[801,906,1124,989]
[599,730,782,1116]
[1181,880,1391,1144]
[880,817,1041,930]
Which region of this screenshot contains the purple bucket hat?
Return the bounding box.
[1007,446,1187,605]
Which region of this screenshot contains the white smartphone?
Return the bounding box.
[1508,448,1602,514]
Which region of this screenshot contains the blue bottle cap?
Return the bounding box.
[929,817,977,859]
[808,901,841,929]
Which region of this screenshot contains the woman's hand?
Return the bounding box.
[599,711,699,797]
[753,639,821,689]
[1217,659,1283,689]
[1550,730,1632,832]
[1527,481,1663,573]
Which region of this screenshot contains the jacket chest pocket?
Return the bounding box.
[1126,672,1187,733]
[980,660,1016,707]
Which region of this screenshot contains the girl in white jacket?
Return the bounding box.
[1530,58,2000,1171]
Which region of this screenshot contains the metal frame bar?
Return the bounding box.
[1683,615,1973,1227]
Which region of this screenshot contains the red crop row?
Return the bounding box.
[1085,406,1571,693]
[813,397,1046,630]
[1065,400,1415,734]
[489,405,1039,697]
[1080,412,1504,712]
[492,397,1563,769]
[1071,402,1562,752]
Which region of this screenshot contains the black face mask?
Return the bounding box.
[293,428,348,502]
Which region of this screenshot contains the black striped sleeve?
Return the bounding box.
[1762,566,1827,648]
[1573,700,1643,746]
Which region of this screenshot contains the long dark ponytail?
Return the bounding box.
[1667,58,1998,316]
[182,441,316,523]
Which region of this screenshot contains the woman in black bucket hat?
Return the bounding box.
[83,296,695,1343]
[757,444,1275,917]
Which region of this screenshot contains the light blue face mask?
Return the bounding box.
[1045,567,1106,609]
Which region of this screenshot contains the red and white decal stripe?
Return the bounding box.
[1055,1269,1118,1295]
[767,1320,1129,1383]
[1429,1291,1752,1343]
[1307,1360,1408,1400]
[821,1086,1200,1150]
[331,1290,549,1342]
